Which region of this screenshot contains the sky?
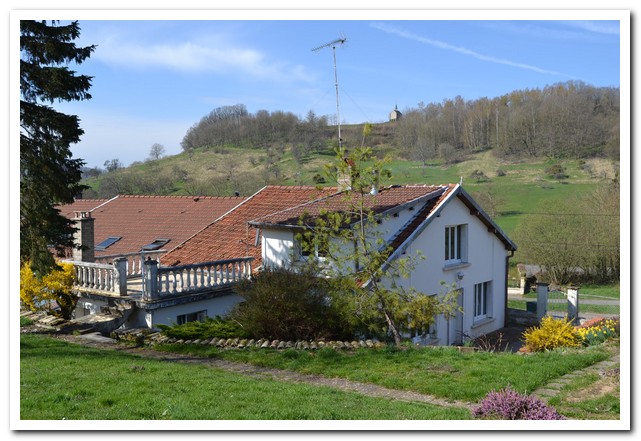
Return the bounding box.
[15,10,624,168]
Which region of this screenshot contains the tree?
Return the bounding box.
[103,158,123,172]
[20,20,95,275]
[297,147,460,345]
[148,143,166,161]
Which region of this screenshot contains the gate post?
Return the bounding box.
[567,286,579,324]
[536,282,549,321]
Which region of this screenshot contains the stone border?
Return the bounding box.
[112,328,386,350]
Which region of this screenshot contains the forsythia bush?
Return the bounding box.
[20,261,77,319]
[576,318,619,346]
[522,316,581,352]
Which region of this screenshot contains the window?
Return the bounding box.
[297,234,328,260]
[474,281,492,321]
[445,225,467,264]
[177,310,207,325]
[95,236,121,251]
[141,238,170,251]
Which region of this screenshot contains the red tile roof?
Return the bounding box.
[57,199,109,218]
[59,195,245,256]
[162,186,338,267]
[250,185,447,229]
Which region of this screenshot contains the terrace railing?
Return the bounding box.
[142,257,253,301]
[94,250,167,278]
[70,256,253,300]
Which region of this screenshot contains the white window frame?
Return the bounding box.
[474,281,492,321]
[445,224,467,264]
[177,310,207,325]
[296,234,328,262]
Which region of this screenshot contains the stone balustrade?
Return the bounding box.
[71,256,252,300]
[71,258,127,295]
[94,250,166,278]
[143,257,254,300]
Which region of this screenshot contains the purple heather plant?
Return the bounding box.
[473,386,565,420]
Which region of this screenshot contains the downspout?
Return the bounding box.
[505,249,515,327]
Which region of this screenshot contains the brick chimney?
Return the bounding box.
[73,211,95,262]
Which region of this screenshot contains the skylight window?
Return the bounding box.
[141,238,170,251]
[95,236,121,251]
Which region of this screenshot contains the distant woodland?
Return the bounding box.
[82,80,619,199]
[181,80,619,161]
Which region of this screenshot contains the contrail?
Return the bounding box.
[371,22,571,77]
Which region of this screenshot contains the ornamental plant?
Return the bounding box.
[20,260,77,319]
[522,316,581,352]
[575,318,619,346]
[473,386,565,420]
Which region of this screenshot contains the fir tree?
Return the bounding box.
[20,20,95,275]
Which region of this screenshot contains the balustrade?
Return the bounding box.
[71,256,253,300]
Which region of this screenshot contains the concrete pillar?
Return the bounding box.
[113,257,128,296]
[72,211,94,262]
[143,259,159,301]
[567,286,579,324]
[536,282,549,321]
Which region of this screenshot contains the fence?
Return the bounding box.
[509,283,620,324]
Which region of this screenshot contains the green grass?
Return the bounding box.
[546,366,620,420]
[508,299,619,315]
[20,334,471,420]
[153,342,610,403]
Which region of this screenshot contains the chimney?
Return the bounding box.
[338,156,354,192]
[73,211,95,262]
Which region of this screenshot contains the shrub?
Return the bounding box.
[469,169,490,183]
[575,318,620,346]
[228,267,352,341]
[473,386,565,420]
[522,316,581,352]
[545,164,568,180]
[20,261,77,319]
[157,317,249,340]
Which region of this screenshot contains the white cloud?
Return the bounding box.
[94,35,314,82]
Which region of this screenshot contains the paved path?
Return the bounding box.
[531,352,621,401]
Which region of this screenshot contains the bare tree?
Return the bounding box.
[148,143,166,161]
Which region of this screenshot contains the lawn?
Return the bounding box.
[153,340,610,402]
[19,334,471,421]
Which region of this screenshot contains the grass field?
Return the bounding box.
[19,334,620,421]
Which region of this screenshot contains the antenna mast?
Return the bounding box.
[312,35,347,151]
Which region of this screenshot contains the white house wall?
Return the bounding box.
[389,196,509,344]
[147,294,245,328]
[262,229,295,268]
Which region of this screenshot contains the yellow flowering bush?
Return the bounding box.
[575,318,619,346]
[522,316,582,352]
[20,261,77,319]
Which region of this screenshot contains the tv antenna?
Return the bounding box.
[312,35,347,151]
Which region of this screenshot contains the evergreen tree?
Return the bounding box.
[20,20,95,275]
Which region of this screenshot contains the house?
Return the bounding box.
[59,194,245,260]
[61,188,334,329]
[248,183,517,345]
[58,194,245,325]
[62,184,516,345]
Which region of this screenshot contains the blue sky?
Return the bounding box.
[21,11,625,168]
